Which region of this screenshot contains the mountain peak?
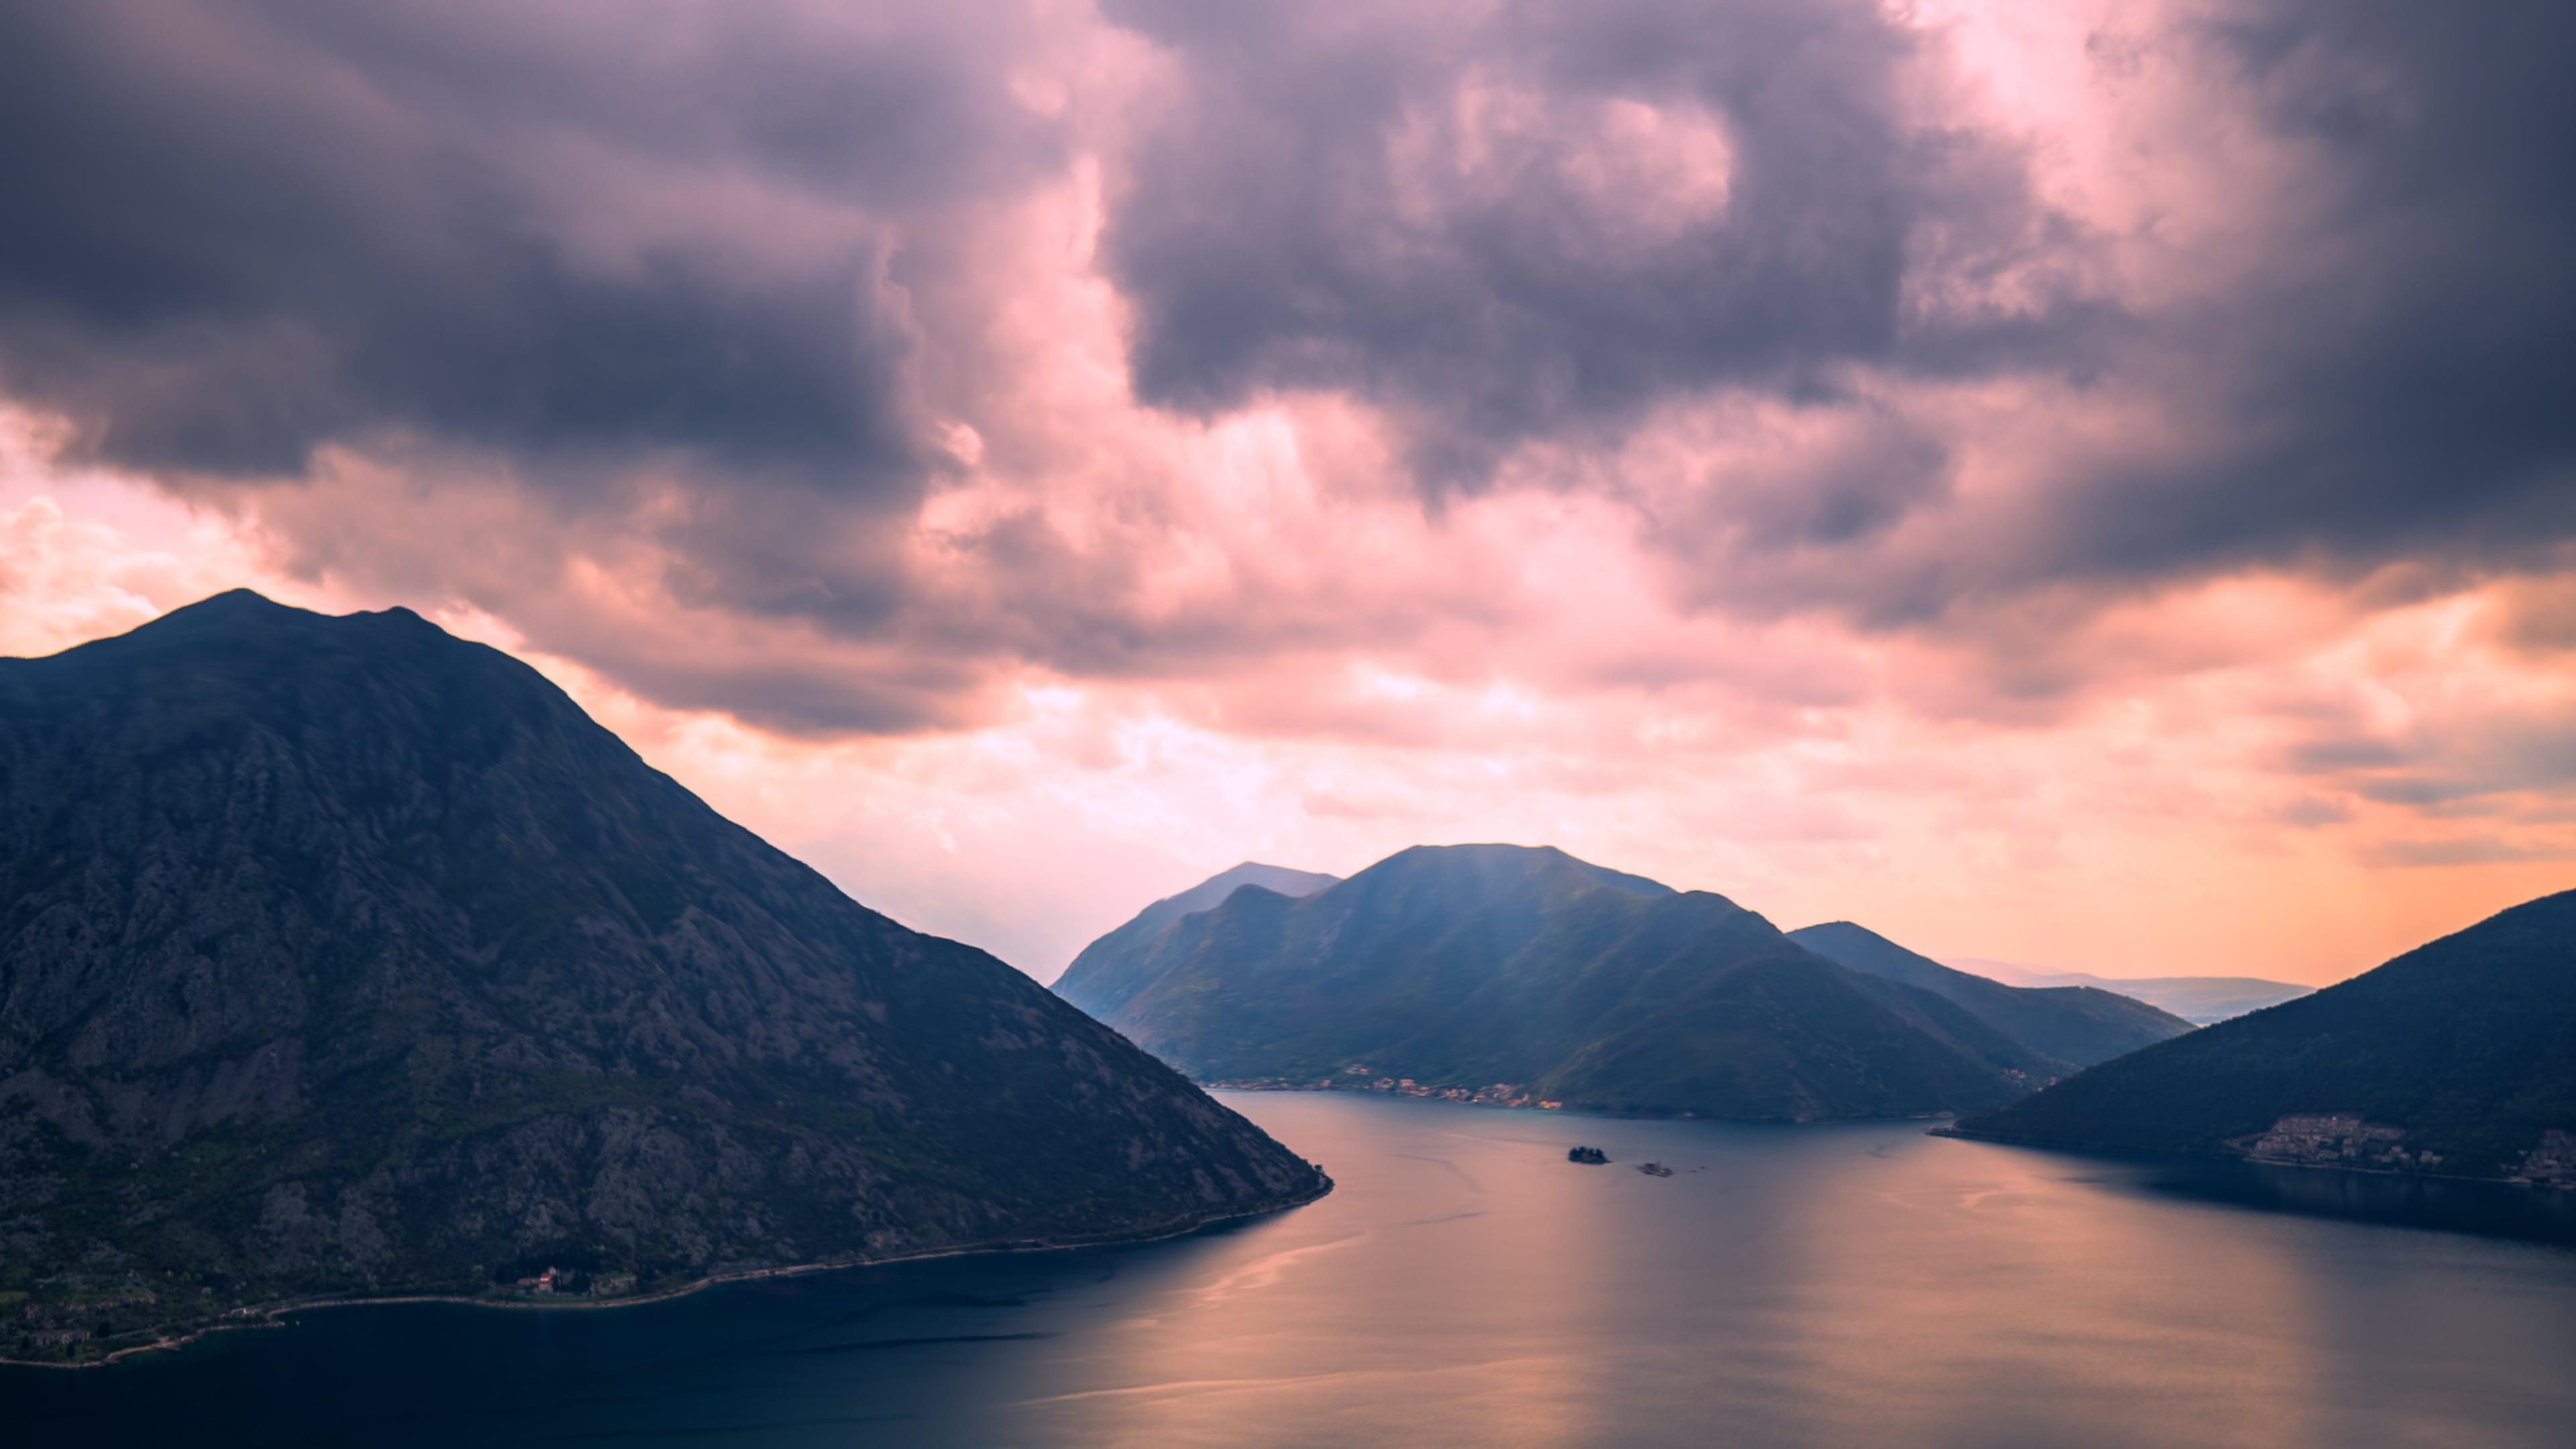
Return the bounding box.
[150,589,440,631]
[0,600,1326,1350]
[1055,841,2042,1118]
[1051,860,1341,994]
[183,585,288,610]
[1362,842,1676,898]
[144,587,328,629]
[34,591,452,670]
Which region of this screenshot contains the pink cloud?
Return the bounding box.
[3,0,2572,988]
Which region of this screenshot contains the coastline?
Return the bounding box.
[1929,1125,2570,1191]
[1207,1081,1960,1126]
[0,1177,1332,1371]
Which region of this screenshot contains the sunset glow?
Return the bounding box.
[3,0,2569,984]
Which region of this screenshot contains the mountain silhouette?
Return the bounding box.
[1787,922,2190,1065]
[0,592,1324,1354]
[1055,861,1340,994]
[1949,889,2576,1181]
[1057,845,2089,1121]
[1941,958,2310,1024]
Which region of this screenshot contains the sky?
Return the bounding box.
[3,0,2573,986]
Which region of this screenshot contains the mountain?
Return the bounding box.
[0,592,1326,1362]
[1944,959,2312,1024]
[1053,861,1340,992]
[1053,851,1667,1022]
[1786,923,2192,1065]
[1055,843,2070,1122]
[1947,890,2576,1182]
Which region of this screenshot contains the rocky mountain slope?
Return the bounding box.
[0,592,1326,1362]
[1947,890,2576,1182]
[1055,845,2076,1122]
[1787,922,2192,1065]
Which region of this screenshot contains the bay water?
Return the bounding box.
[9,1091,2574,1446]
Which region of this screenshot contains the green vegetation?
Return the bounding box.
[0,591,1326,1360]
[1950,889,2576,1180]
[1057,844,2095,1122]
[1786,922,2192,1066]
[1061,862,1341,991]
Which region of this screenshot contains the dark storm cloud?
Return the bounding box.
[1100,0,2576,588]
[2288,713,2576,811]
[2033,0,2576,581]
[3,0,2573,745]
[0,0,1052,486]
[1099,0,2114,484]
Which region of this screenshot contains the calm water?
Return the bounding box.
[9,1093,2576,1447]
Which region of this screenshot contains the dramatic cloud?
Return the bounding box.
[0,0,1060,723]
[1102,0,2110,479]
[0,1,1046,476]
[1106,0,2576,602]
[2016,1,2576,580]
[3,0,2572,979]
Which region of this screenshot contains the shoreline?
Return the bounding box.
[1206,1082,1960,1126]
[0,1177,1332,1372]
[1929,1126,2569,1191]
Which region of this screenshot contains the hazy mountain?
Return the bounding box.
[0,592,1324,1358]
[1944,959,2312,1024]
[1787,923,2192,1065]
[1054,849,1669,1023]
[1053,861,1340,992]
[1055,844,2067,1122]
[1948,890,2576,1182]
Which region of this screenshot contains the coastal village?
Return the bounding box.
[508,1269,638,1298]
[2216,1117,2576,1188]
[1199,1066,1560,1110]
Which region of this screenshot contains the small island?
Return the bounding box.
[1568,1146,1610,1165]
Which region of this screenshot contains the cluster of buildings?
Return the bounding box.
[2231,1114,2435,1171]
[508,1268,641,1297]
[1199,1066,1563,1110]
[2516,1131,2576,1187]
[1336,1067,1553,1108]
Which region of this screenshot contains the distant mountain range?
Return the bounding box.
[0,593,1324,1362]
[1947,890,2576,1183]
[1945,959,2312,1024]
[1787,924,2192,1065]
[1054,845,2191,1122]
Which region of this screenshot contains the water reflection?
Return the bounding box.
[1774,1138,2337,1448]
[2131,1154,2576,1244]
[6,1093,2573,1447]
[1008,1113,1620,1447]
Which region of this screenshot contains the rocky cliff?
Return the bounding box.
[0,592,1326,1361]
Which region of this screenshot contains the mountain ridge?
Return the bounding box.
[1946,888,2576,1182]
[1787,922,2192,1066]
[0,591,1326,1362]
[1057,845,2090,1122]
[1053,861,1340,996]
[1943,958,2313,1024]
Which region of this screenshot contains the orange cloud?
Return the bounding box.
[3,0,2571,986]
